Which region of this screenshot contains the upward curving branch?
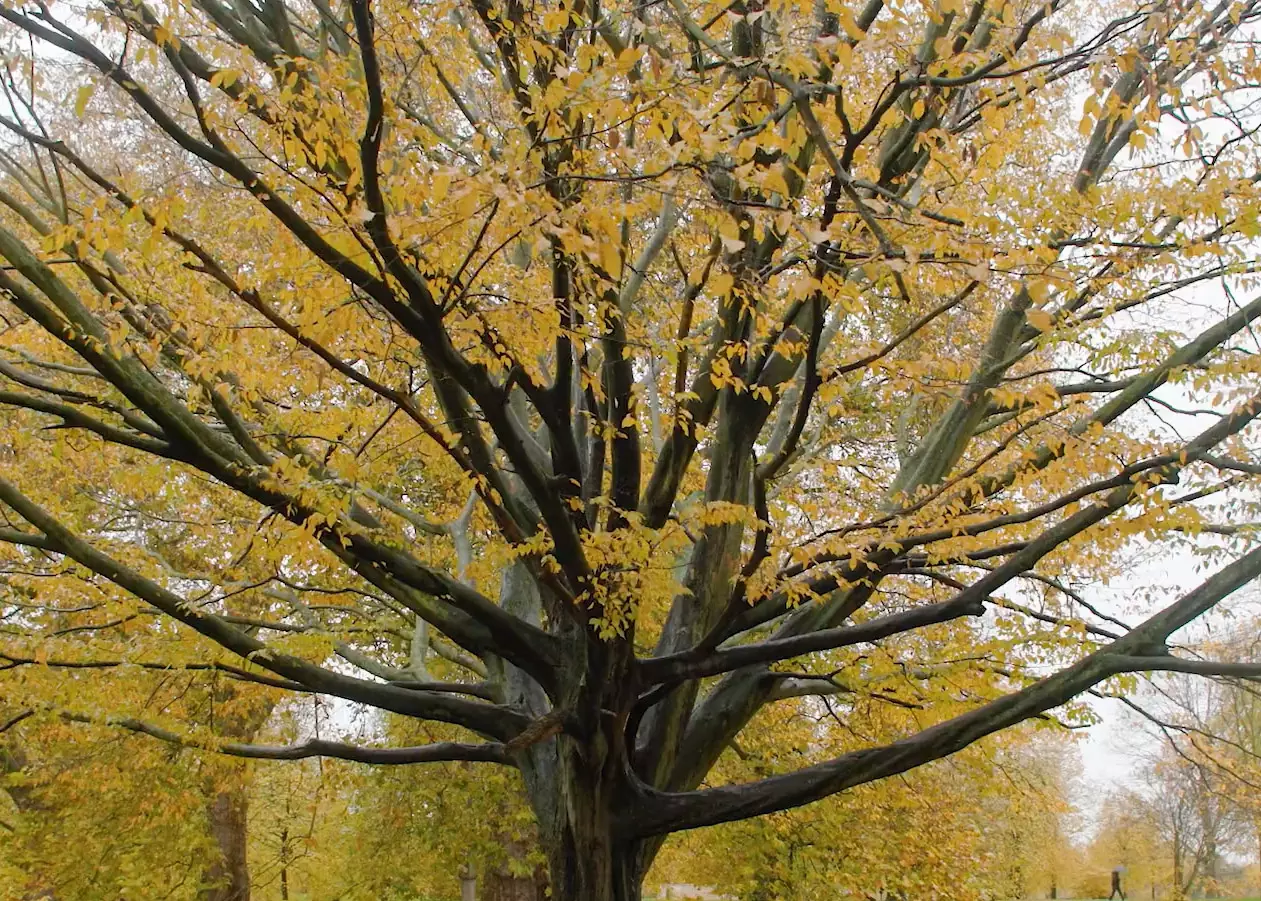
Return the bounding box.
[627,541,1261,836]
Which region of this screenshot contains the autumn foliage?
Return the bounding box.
[3,0,1261,897]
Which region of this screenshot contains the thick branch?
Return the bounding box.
[625,541,1261,836]
[639,592,985,683]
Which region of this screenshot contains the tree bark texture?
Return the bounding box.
[202,786,252,901]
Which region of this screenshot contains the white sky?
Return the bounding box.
[1076,537,1261,827]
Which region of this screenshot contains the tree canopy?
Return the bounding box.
[3,0,1261,897]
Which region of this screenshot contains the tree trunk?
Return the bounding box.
[498,563,645,901]
[518,727,644,901]
[1172,828,1184,899]
[539,823,642,901]
[197,684,275,901]
[202,784,251,901]
[278,827,289,901]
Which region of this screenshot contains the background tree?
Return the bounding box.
[1,691,238,900]
[1082,786,1171,900]
[341,714,550,901]
[1115,617,1261,899]
[1198,620,1261,898]
[4,0,1261,898]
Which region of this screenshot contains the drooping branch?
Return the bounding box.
[0,648,309,692]
[1097,655,1261,684]
[48,706,512,765]
[0,477,532,741]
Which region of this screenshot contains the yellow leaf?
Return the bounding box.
[455,189,479,219]
[432,171,451,202]
[1026,308,1054,331]
[836,8,867,41]
[74,83,95,119]
[710,271,734,297]
[763,170,790,197]
[599,240,622,278]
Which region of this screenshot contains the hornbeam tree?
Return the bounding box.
[4,0,1261,897]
